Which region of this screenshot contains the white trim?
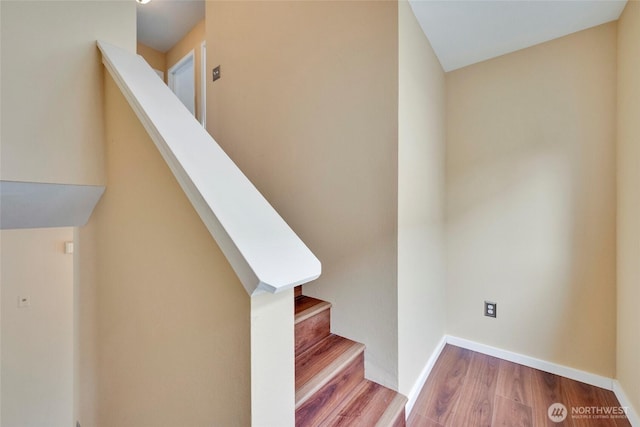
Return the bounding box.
[405,336,447,419]
[200,40,206,128]
[613,380,640,427]
[445,335,613,390]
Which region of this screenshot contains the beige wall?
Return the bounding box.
[206,0,400,388]
[166,19,205,123]
[397,1,446,396]
[75,223,98,426]
[616,1,640,414]
[0,1,135,186]
[1,228,74,427]
[446,23,617,377]
[76,74,251,426]
[0,2,137,424]
[137,42,166,79]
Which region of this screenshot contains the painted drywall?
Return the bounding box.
[166,19,205,124]
[0,0,135,186]
[251,290,295,426]
[446,23,617,377]
[206,0,399,388]
[75,224,98,427]
[397,1,446,397]
[137,42,166,80]
[76,74,251,426]
[616,1,640,415]
[204,1,401,417]
[1,227,74,427]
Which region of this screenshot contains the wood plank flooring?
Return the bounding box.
[408,345,631,427]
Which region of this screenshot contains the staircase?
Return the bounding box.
[294,287,407,426]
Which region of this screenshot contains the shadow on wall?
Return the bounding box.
[445,23,616,376]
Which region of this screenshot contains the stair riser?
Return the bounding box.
[296,354,365,426]
[295,308,331,356]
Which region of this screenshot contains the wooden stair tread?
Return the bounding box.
[295,295,331,323]
[321,379,407,427]
[294,292,406,426]
[296,352,365,425]
[374,390,407,427]
[296,334,365,408]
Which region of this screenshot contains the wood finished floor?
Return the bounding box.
[408,345,631,427]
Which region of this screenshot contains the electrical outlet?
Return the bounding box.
[484,301,497,318]
[212,66,221,82]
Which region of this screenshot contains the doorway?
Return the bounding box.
[168,50,195,116]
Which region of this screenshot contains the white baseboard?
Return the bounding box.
[613,380,640,427]
[445,335,614,390]
[404,336,447,418]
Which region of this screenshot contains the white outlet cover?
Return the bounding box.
[18,296,30,308]
[64,242,74,254]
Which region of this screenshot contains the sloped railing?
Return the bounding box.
[98,41,321,296]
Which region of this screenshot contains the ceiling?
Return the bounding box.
[137,0,204,53]
[137,0,628,69]
[409,0,627,72]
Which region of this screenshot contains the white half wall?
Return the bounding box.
[251,290,295,426]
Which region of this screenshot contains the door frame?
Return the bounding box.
[168,49,196,114]
[200,40,206,127]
